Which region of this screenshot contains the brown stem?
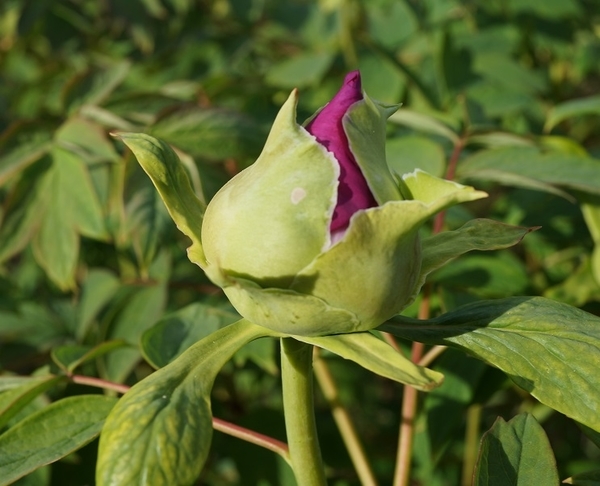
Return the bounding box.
[70,374,290,462]
[393,135,466,486]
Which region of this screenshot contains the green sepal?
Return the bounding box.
[291,171,488,331]
[115,133,207,268]
[217,273,360,336]
[344,94,402,204]
[291,202,421,331]
[295,332,443,391]
[202,89,338,286]
[97,319,280,486]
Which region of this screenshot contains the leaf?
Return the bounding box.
[388,109,459,144]
[473,413,559,486]
[76,269,121,341]
[125,181,173,273]
[0,158,53,263]
[96,320,279,486]
[149,106,264,162]
[545,94,600,132]
[0,395,117,486]
[265,52,334,89]
[294,332,443,391]
[458,146,600,198]
[141,302,240,369]
[55,116,120,164]
[563,470,600,485]
[105,269,168,383]
[0,375,66,430]
[419,219,536,288]
[62,61,130,114]
[381,297,600,431]
[0,122,54,186]
[386,135,446,178]
[116,133,206,268]
[51,341,128,374]
[30,146,109,289]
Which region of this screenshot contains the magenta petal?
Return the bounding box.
[305,71,377,234]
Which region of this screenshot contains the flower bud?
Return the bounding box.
[201,72,485,336]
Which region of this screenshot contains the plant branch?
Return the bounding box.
[70,374,291,462]
[394,134,466,485]
[314,349,378,486]
[393,289,430,486]
[212,417,291,465]
[281,338,327,485]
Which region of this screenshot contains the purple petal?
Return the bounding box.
[305,71,377,234]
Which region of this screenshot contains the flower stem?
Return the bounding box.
[313,349,378,486]
[281,338,327,485]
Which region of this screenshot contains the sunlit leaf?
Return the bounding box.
[382,297,600,431]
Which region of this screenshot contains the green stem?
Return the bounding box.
[281,338,327,486]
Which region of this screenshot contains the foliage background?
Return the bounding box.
[2,0,600,484]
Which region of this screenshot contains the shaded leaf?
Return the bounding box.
[51,341,128,374]
[0,375,66,430]
[0,395,117,486]
[382,297,600,431]
[63,61,130,114]
[545,94,600,132]
[474,413,559,486]
[564,470,600,485]
[141,302,239,369]
[389,110,459,144]
[458,146,600,198]
[266,52,334,89]
[0,158,53,263]
[0,122,54,186]
[76,269,121,341]
[149,106,264,162]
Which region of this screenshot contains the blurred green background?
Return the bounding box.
[2,0,600,484]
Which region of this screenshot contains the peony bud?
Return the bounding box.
[200,72,485,336]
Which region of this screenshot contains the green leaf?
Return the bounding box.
[105,272,167,383]
[141,302,239,369]
[31,183,79,291]
[265,52,334,89]
[545,94,600,132]
[125,182,173,273]
[473,413,559,486]
[149,107,264,162]
[55,116,120,164]
[0,158,53,263]
[62,61,130,114]
[564,470,600,485]
[0,395,117,486]
[419,219,536,289]
[457,146,600,198]
[0,122,54,186]
[51,340,128,374]
[0,375,66,430]
[388,109,459,144]
[76,269,121,341]
[116,133,206,268]
[381,297,600,431]
[96,320,279,486]
[31,147,108,289]
[294,332,443,391]
[386,135,446,178]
